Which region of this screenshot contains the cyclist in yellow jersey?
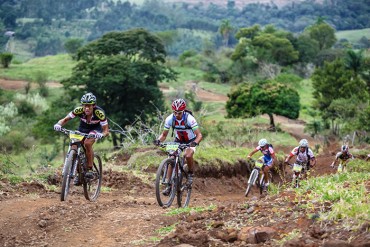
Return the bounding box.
[54,93,109,181]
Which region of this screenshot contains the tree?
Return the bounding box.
[226,80,300,128]
[311,58,369,133]
[219,19,233,47]
[307,21,337,51]
[64,38,84,55]
[296,34,320,63]
[62,29,177,130]
[344,49,364,77]
[312,59,366,112]
[252,33,299,65]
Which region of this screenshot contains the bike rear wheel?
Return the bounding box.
[83,154,103,202]
[245,169,258,197]
[155,158,176,207]
[61,150,76,201]
[177,162,191,207]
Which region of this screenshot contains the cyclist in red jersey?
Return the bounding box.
[154,98,202,195]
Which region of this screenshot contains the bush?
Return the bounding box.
[0,52,13,68]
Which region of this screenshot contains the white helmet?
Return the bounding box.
[299,139,308,147]
[81,92,96,105]
[341,145,349,152]
[258,138,268,147]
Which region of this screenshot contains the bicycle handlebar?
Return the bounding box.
[57,128,96,139]
[158,142,191,150]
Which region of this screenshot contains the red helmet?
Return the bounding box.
[171,98,186,111]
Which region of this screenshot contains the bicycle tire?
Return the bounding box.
[83,154,103,202]
[61,150,77,201]
[259,173,265,195]
[155,158,176,207]
[292,173,299,188]
[177,161,191,208]
[245,169,258,197]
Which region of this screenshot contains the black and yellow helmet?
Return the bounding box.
[80,93,96,105]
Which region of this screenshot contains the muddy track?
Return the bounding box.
[0,152,355,247]
[1,78,368,246]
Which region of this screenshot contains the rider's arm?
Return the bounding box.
[158,130,169,142]
[57,115,72,126]
[193,128,202,145]
[247,149,258,158]
[102,124,109,138]
[271,152,277,164]
[310,157,317,167]
[330,157,338,167]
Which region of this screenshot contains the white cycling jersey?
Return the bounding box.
[164,113,198,143]
[289,146,315,163]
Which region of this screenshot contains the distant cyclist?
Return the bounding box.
[330,145,353,171]
[247,138,276,191]
[285,139,316,173]
[54,93,109,184]
[154,98,203,195]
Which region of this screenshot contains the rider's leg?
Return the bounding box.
[263,166,270,183]
[185,147,195,184]
[84,138,95,169]
[185,148,195,173]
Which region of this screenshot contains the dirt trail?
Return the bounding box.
[0,78,368,246]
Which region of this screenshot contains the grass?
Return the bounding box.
[165,204,216,216]
[0,54,76,82]
[292,164,370,230]
[336,28,370,44]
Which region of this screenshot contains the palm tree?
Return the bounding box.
[344,49,364,77]
[219,19,233,47]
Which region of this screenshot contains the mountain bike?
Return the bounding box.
[245,158,273,197]
[57,128,103,202]
[287,160,308,188]
[155,142,192,208]
[331,162,346,173]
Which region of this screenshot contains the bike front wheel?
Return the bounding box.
[61,150,77,201]
[177,164,191,208]
[155,158,176,208]
[83,154,103,202]
[245,169,259,197]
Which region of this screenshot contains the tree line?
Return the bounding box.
[0,0,369,56]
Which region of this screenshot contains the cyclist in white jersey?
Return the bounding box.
[154,99,202,195]
[285,139,316,173]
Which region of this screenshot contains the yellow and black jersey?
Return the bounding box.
[68,105,108,132]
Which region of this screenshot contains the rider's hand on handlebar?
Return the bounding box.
[153,139,161,146]
[95,132,104,139]
[54,123,62,131]
[190,141,198,147]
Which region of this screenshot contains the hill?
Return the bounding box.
[164,0,323,8]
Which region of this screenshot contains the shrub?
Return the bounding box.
[0,52,13,68]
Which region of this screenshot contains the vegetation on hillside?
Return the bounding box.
[1,0,369,59]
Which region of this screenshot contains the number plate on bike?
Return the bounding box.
[166,144,179,151]
[69,133,84,141]
[293,164,303,172]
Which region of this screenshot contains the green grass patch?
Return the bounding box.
[293,167,370,229]
[198,81,231,95]
[166,204,216,216]
[336,28,370,44]
[0,54,75,82]
[156,223,177,235]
